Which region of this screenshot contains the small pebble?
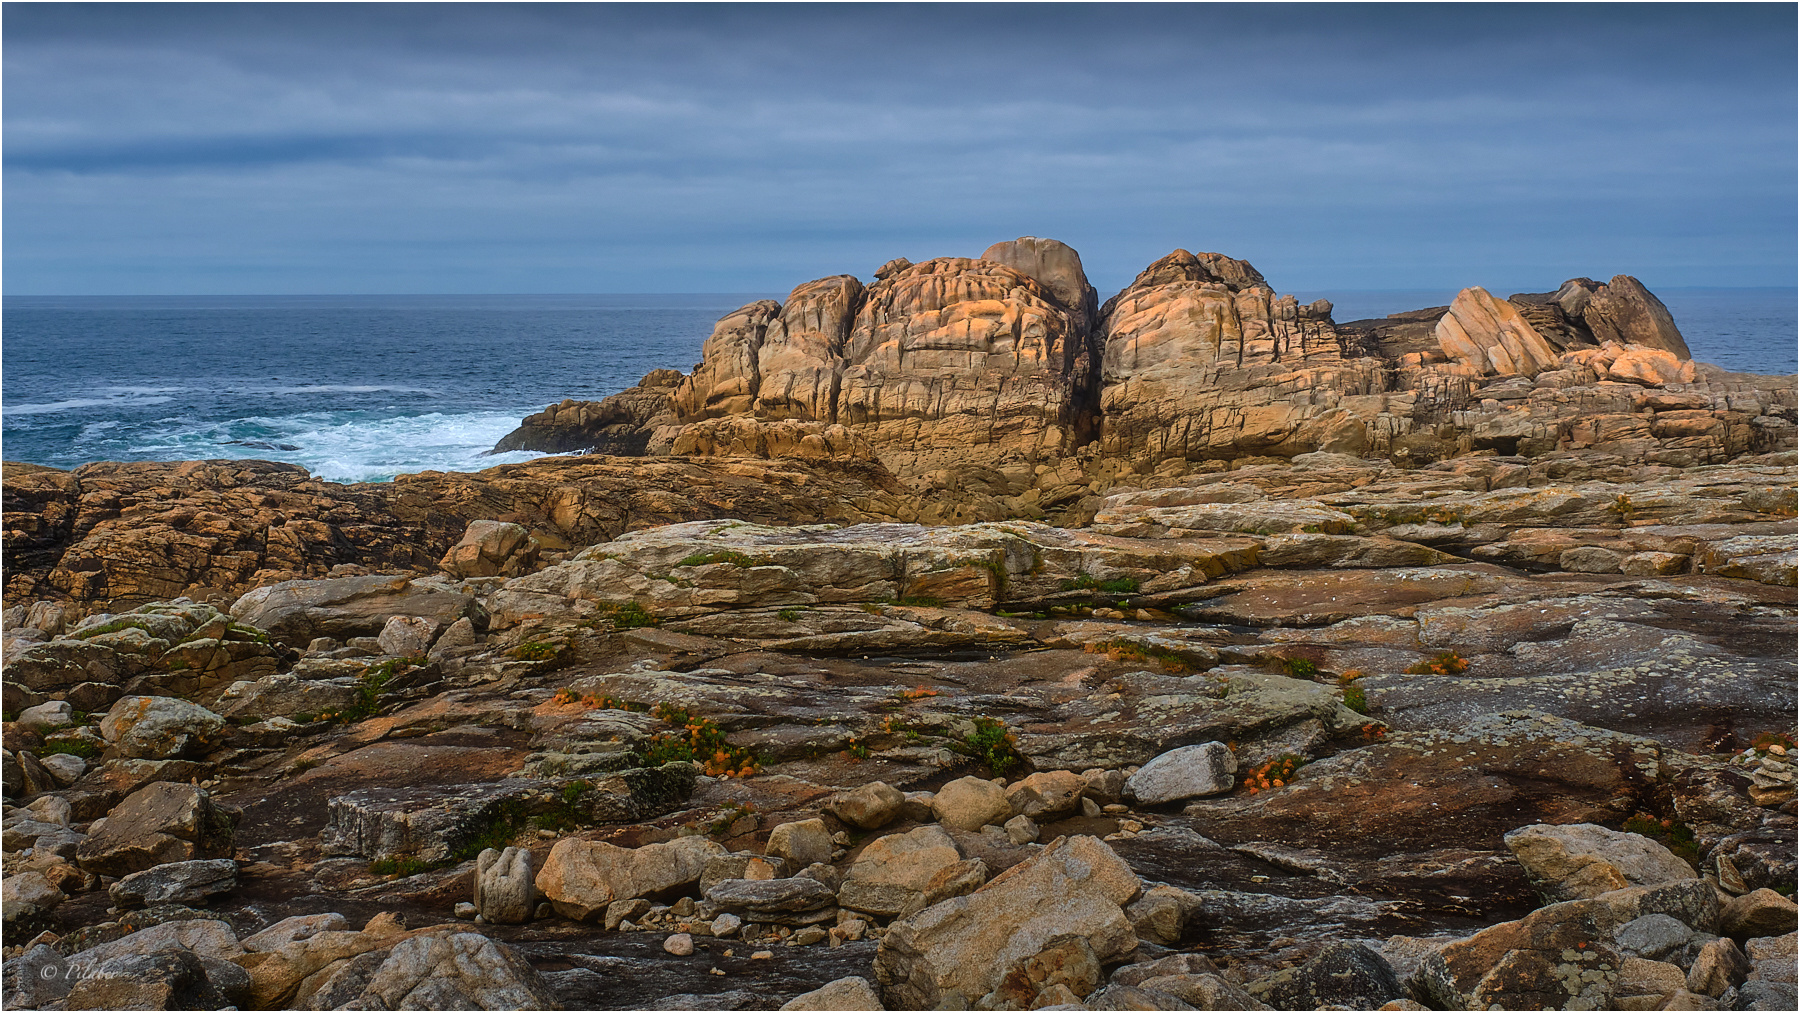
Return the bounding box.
[710,967,726,976]
[793,926,827,945]
[1102,803,1129,814]
[1081,797,1102,818]
[751,950,773,960]
[711,913,742,937]
[664,932,695,956]
[454,902,478,919]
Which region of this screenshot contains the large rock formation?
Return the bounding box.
[488,241,1791,529]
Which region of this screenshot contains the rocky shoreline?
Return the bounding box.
[3,238,1795,1010]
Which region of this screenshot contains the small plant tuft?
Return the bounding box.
[1405,651,1469,675]
[1623,814,1701,868]
[1242,754,1306,794]
[951,716,1022,776]
[678,550,760,569]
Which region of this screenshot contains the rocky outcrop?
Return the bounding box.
[492,369,683,456]
[1,455,913,608]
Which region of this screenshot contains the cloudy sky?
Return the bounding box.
[6,3,1795,296]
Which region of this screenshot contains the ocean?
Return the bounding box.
[4,288,1794,484]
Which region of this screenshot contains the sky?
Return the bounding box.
[5,3,1796,297]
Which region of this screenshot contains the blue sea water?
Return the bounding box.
[4,288,1794,483]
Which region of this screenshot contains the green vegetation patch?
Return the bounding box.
[678,550,761,569]
[950,716,1022,776]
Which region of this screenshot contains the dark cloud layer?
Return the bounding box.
[6,3,1794,295]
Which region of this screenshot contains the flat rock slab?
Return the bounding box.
[517,937,881,1011]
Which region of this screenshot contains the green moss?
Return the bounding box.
[678,550,761,568]
[1059,573,1140,595]
[886,595,945,608]
[1341,684,1369,714]
[369,856,438,877]
[635,703,759,777]
[35,739,100,760]
[1622,815,1701,868]
[778,608,801,622]
[451,799,528,862]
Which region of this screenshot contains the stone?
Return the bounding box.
[536,834,726,921]
[1125,885,1201,946]
[99,695,227,760]
[1582,275,1692,358]
[711,912,742,937]
[2,943,75,1008]
[1504,822,1699,901]
[1686,937,1751,997]
[839,825,978,918]
[874,835,1142,1009]
[780,975,886,1011]
[1720,888,1798,940]
[1111,953,1222,987]
[1005,814,1041,844]
[1614,956,1689,1005]
[62,949,235,1011]
[766,818,833,869]
[440,520,536,579]
[664,931,695,956]
[377,614,439,658]
[38,751,87,785]
[1614,913,1699,961]
[704,877,837,925]
[702,852,789,894]
[605,898,651,931]
[1134,973,1271,1010]
[1414,880,1721,1010]
[982,933,1103,1009]
[109,857,238,908]
[2,870,64,920]
[828,781,907,829]
[1125,743,1237,805]
[17,700,72,731]
[932,775,1013,831]
[231,573,484,649]
[66,918,244,972]
[1006,770,1088,821]
[76,782,240,877]
[213,671,361,721]
[1436,286,1561,377]
[475,845,535,924]
[336,931,560,1010]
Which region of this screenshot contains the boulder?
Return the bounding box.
[701,852,788,894]
[213,671,361,721]
[1414,880,1720,1010]
[1126,743,1237,805]
[76,782,239,877]
[1685,937,1751,998]
[334,932,560,1010]
[62,949,241,1011]
[779,975,886,1011]
[981,933,1103,1009]
[1720,888,1798,941]
[839,825,983,918]
[535,835,725,921]
[99,695,226,760]
[2,870,64,921]
[1435,286,1560,377]
[1503,822,1699,901]
[475,845,535,924]
[109,857,238,908]
[1243,941,1403,1009]
[242,912,351,951]
[874,835,1143,1009]
[376,615,439,658]
[66,917,245,971]
[828,781,907,830]
[1006,770,1088,821]
[1737,932,1797,1010]
[230,574,483,649]
[766,817,833,868]
[1128,974,1271,1010]
[2,944,75,1008]
[235,912,407,1008]
[932,776,1012,831]
[17,700,72,731]
[439,520,536,579]
[1582,275,1692,359]
[703,876,837,925]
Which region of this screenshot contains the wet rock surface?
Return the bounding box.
[2,238,1795,1010]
